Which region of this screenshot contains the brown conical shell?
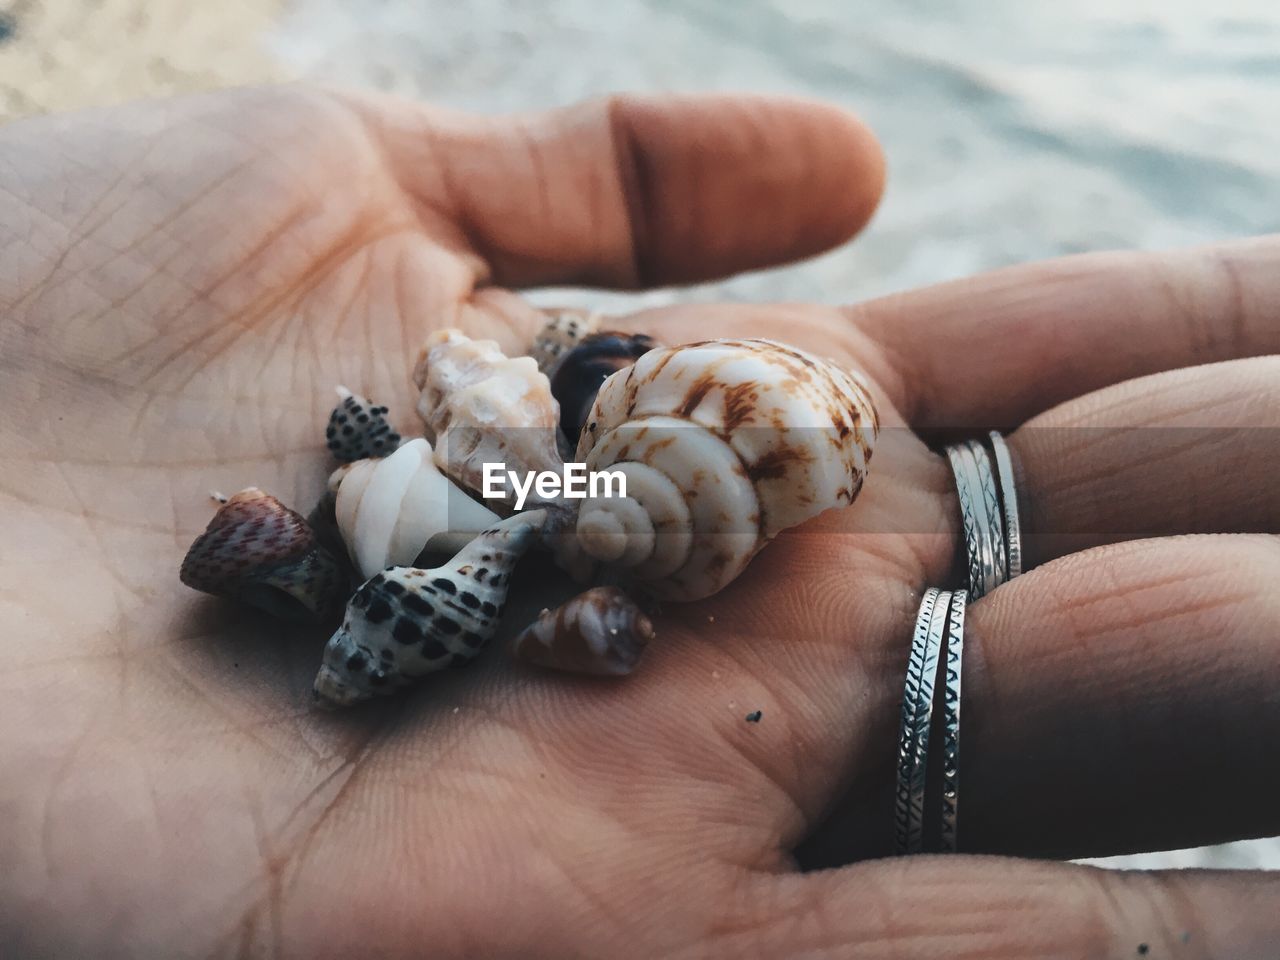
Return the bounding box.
[180,488,344,622]
[511,586,655,676]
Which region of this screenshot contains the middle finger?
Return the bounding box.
[1006,354,1279,569]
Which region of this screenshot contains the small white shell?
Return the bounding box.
[568,338,878,600]
[333,438,500,581]
[314,510,546,707]
[413,329,568,520]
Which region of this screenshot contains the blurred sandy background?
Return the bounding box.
[1,0,1276,870]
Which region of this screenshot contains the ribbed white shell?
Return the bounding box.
[333,438,499,580]
[572,338,878,600]
[413,330,565,516]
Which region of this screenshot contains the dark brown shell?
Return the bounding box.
[180,488,344,622]
[511,586,655,676]
[550,332,656,443]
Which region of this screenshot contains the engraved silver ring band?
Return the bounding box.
[894,432,1019,853]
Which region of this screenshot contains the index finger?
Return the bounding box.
[359,91,886,289]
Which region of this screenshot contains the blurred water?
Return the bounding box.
[271,0,1280,310]
[268,0,1280,870]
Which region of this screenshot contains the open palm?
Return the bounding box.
[2,86,1278,958]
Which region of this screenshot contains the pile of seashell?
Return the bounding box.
[180,311,879,707]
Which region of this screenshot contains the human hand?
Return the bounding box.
[1,85,1277,958]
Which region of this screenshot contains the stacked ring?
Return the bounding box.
[894,588,949,855]
[988,431,1023,579]
[945,434,1021,598]
[894,589,969,855]
[939,590,967,853]
[895,433,1017,854]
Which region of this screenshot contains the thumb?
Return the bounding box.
[343,90,886,289]
[733,856,1280,959]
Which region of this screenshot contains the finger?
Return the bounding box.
[800,534,1280,865]
[740,857,1280,960]
[952,534,1279,861]
[348,90,885,288]
[855,236,1280,430]
[1009,356,1280,568]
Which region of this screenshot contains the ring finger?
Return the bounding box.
[801,531,1280,865]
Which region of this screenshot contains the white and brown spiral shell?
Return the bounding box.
[569,338,878,601]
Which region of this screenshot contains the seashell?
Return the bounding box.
[313,510,547,707]
[511,586,655,676]
[413,329,569,522]
[331,437,501,580]
[305,463,353,562]
[180,488,344,622]
[550,331,657,442]
[325,385,401,461]
[307,460,349,526]
[529,309,602,376]
[569,338,878,601]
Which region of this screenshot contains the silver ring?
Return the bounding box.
[965,440,1006,595]
[894,588,938,854]
[895,587,951,855]
[939,590,967,853]
[955,444,998,596]
[989,431,1023,579]
[945,446,988,599]
[947,438,1015,598]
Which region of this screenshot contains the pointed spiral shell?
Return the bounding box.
[570,338,878,601]
[314,510,547,707]
[332,438,501,581]
[413,330,567,519]
[180,488,344,622]
[325,386,401,461]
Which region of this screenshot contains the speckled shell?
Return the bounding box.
[313,510,546,707]
[511,586,655,676]
[332,438,501,581]
[180,488,344,622]
[325,386,401,462]
[570,338,878,601]
[413,329,568,520]
[530,309,602,376]
[550,331,656,442]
